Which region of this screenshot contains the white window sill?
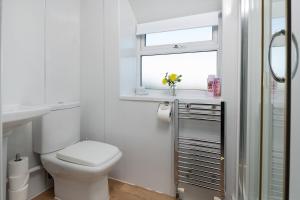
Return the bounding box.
[120,90,223,104]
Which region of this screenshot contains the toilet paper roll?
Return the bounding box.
[8,184,28,200]
[157,103,172,122]
[9,173,29,191]
[8,157,29,177]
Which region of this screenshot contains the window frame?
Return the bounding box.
[137,26,221,90]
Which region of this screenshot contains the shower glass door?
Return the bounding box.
[261,0,294,199]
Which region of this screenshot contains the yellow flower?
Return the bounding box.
[169,73,177,82]
[162,78,168,85]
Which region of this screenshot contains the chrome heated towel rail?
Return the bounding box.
[173,99,225,199]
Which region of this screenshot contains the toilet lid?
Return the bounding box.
[56,140,120,167]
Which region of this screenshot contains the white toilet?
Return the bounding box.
[33,102,122,200]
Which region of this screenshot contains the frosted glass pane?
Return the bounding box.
[271,18,285,78]
[146,27,213,46]
[272,17,285,34]
[142,51,217,90]
[271,47,285,78]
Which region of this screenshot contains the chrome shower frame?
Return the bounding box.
[238,0,293,199]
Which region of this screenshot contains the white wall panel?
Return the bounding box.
[2,0,81,198]
[1,0,47,199]
[2,0,45,105]
[80,0,105,141]
[105,0,175,195]
[119,0,138,95]
[221,0,240,199]
[45,0,80,104]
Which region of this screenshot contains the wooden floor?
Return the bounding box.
[33,179,175,200]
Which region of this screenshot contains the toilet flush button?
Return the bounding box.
[214,197,221,200]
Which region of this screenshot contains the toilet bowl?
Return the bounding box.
[41,141,122,200]
[32,102,122,200]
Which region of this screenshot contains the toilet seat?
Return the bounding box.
[56,140,120,167]
[40,141,122,181]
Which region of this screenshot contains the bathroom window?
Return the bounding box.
[138,26,220,90]
[142,51,217,89]
[145,27,213,47]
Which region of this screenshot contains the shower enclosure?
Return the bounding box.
[240,0,299,199]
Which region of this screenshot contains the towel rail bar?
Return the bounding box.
[174,100,225,199]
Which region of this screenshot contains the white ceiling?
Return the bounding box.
[128,0,222,23]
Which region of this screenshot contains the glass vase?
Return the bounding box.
[169,85,176,96]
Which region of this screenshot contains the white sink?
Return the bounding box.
[1,104,51,200]
[2,104,51,135]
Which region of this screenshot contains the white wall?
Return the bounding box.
[128,0,222,23]
[1,0,80,198]
[80,0,105,141]
[45,0,80,104]
[2,0,45,106]
[119,0,137,95]
[81,0,240,199]
[1,1,48,198]
[104,0,175,195]
[221,0,240,199]
[80,0,177,195]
